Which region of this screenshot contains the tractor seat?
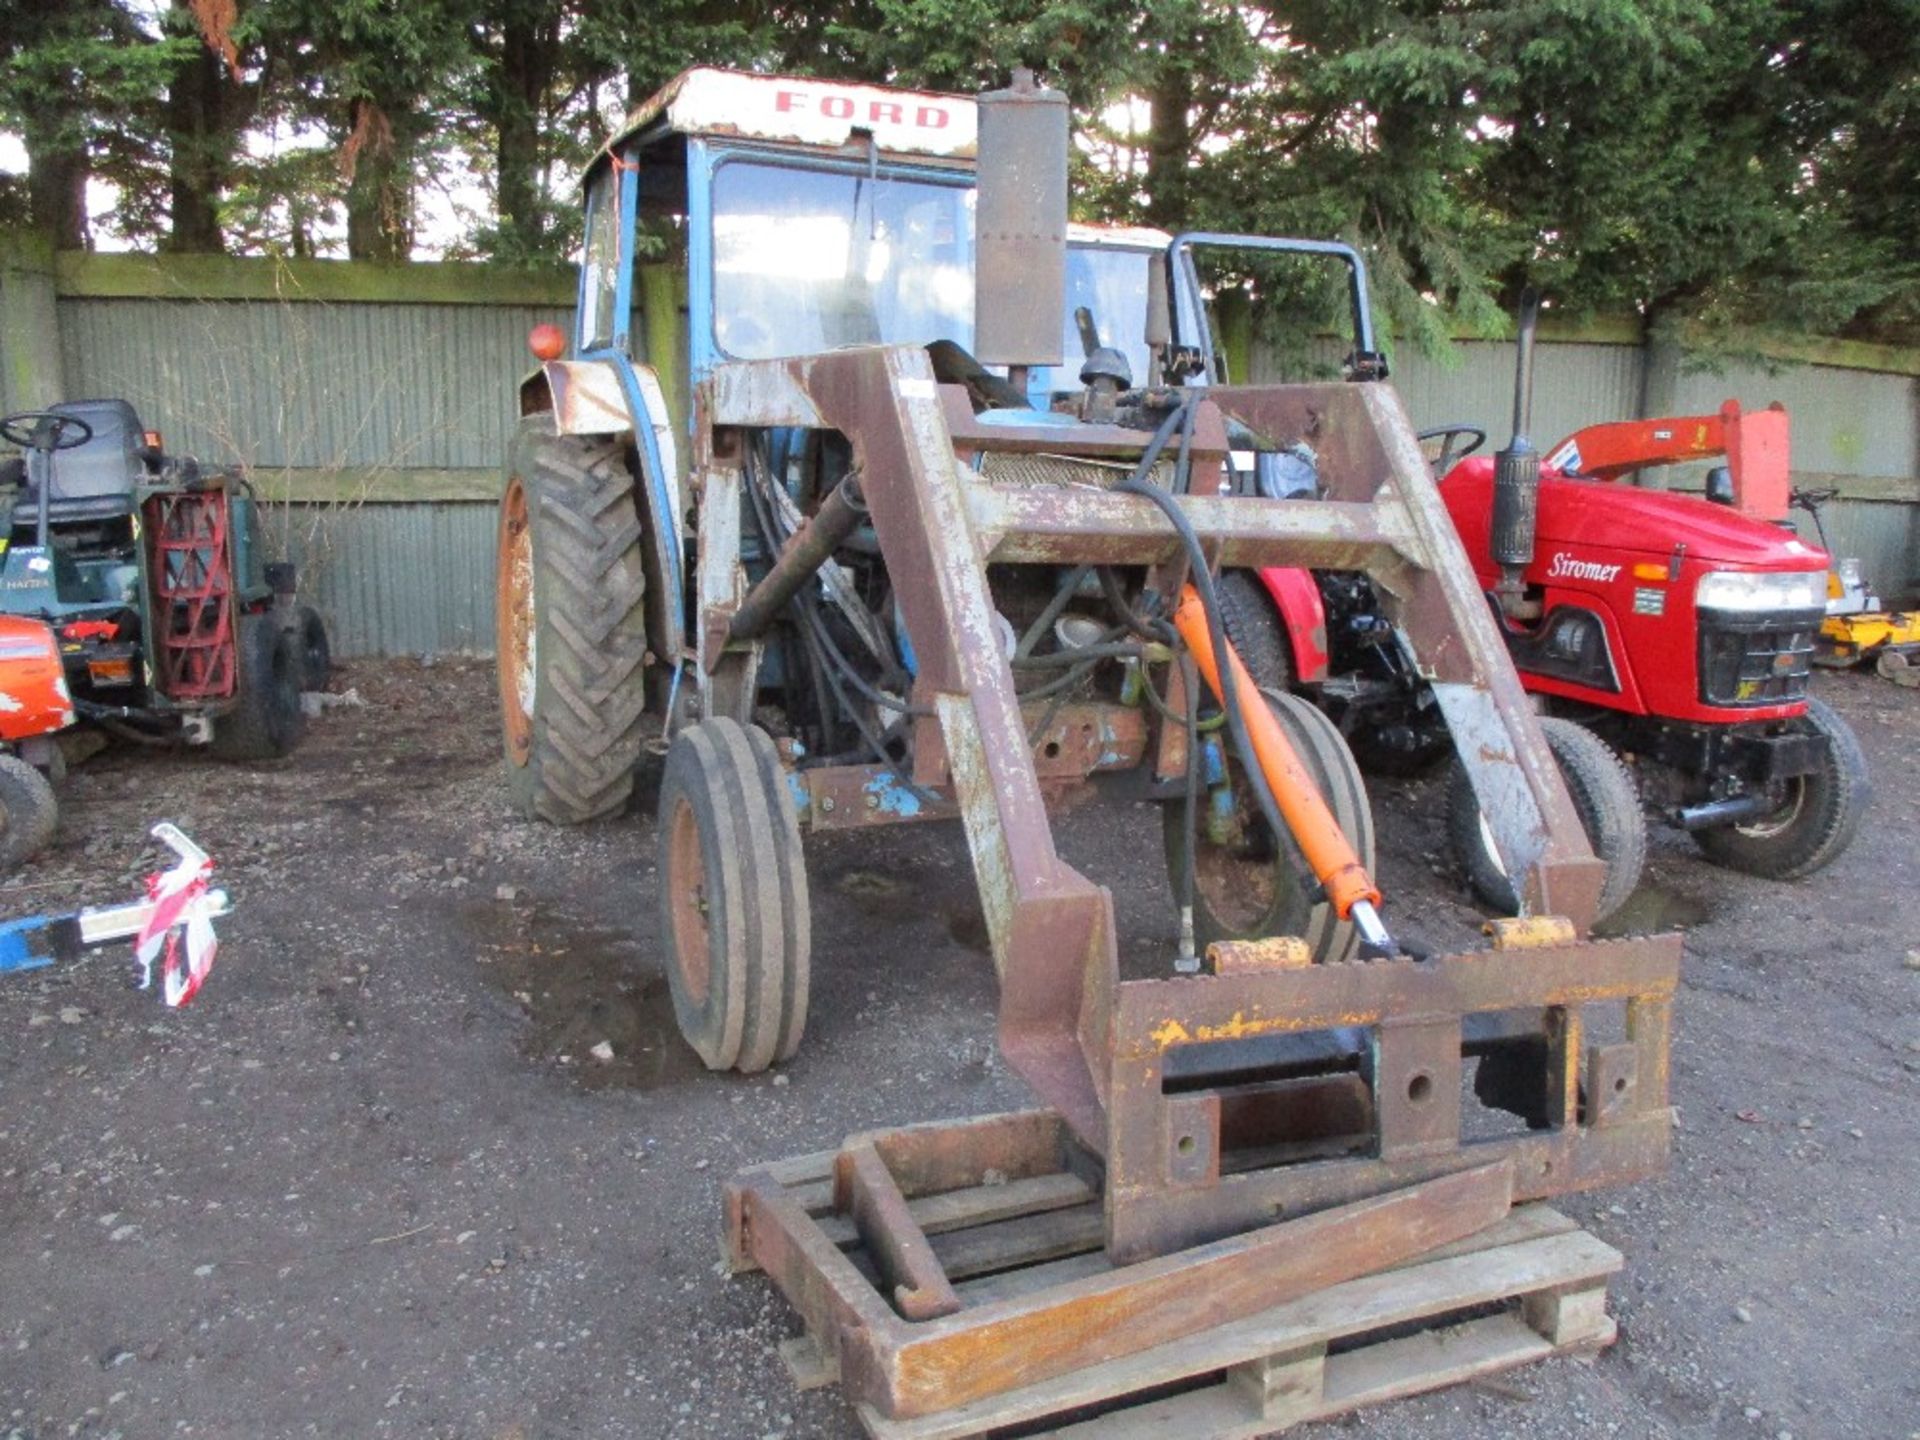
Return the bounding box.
[18,399,146,523]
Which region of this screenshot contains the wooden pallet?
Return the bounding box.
[754,1171,1620,1440]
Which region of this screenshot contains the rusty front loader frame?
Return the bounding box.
[698,345,1678,1418]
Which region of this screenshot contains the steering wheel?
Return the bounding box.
[1415,423,1487,476]
[0,411,94,453]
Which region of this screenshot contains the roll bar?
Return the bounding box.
[1167,233,1386,383]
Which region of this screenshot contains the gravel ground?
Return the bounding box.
[1,660,1916,1440]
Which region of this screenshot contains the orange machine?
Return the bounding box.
[1543,399,1791,520]
[0,613,75,867]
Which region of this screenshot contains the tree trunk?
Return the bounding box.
[164,26,232,253]
[24,142,88,250]
[345,150,411,262]
[1144,63,1194,231]
[492,17,553,258]
[344,100,412,262]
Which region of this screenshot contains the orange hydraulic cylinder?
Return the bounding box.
[1172,584,1382,919]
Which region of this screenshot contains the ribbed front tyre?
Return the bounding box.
[657,718,810,1072]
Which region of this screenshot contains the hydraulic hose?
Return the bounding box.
[1114,401,1397,954]
[1171,585,1384,926]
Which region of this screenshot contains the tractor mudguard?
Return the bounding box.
[1253,565,1331,682]
[520,354,686,662]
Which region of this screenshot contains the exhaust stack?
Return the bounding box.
[973,68,1068,394]
[1489,287,1543,614]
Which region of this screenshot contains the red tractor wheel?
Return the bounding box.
[1447,717,1646,925]
[1691,696,1869,879]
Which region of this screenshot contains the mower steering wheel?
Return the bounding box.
[0,411,94,453]
[1416,423,1487,475]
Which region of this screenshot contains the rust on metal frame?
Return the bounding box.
[702,338,1682,1418]
[1100,934,1679,1260]
[702,344,1675,1276]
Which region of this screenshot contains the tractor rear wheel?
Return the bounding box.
[497,417,650,824]
[1447,717,1645,924]
[211,612,306,760]
[1691,696,1868,879]
[295,605,331,690]
[656,718,810,1072]
[0,754,58,869]
[1163,689,1375,964]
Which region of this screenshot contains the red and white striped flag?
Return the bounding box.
[134,843,219,1008]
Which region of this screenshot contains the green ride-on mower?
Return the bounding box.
[0,400,330,765]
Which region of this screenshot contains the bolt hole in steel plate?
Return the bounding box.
[496,475,537,765]
[1614,1076,1629,1093]
[667,797,712,1006]
[1407,1072,1434,1103]
[1175,1133,1197,1156]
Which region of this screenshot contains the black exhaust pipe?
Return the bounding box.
[1490,287,1542,614]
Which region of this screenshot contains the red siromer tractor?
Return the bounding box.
[1226,293,1868,918]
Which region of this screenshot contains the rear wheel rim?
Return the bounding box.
[496,477,536,765]
[1733,780,1807,839]
[666,796,712,1006]
[1191,766,1280,932]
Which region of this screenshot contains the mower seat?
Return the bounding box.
[19,399,145,523]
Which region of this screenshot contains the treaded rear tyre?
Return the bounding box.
[211,612,306,760]
[1447,716,1645,923]
[657,718,810,1073]
[1163,688,1375,964]
[0,754,57,869]
[497,416,650,824]
[1215,572,1293,691]
[1692,696,1869,879]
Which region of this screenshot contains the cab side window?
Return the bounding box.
[579,169,622,352]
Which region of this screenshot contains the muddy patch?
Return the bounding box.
[468,900,704,1092]
[1597,881,1713,937]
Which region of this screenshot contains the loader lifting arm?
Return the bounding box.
[1544,399,1791,520]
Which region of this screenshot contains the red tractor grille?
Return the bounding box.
[143,490,237,701]
[1697,608,1820,707]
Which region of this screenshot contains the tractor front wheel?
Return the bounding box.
[0,754,58,870]
[497,418,650,824]
[656,718,810,1073]
[1163,689,1375,964]
[1691,696,1869,879]
[211,612,306,760]
[1447,717,1645,924]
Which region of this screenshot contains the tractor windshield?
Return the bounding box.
[711,159,975,359]
[1058,245,1154,390]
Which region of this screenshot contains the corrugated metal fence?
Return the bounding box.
[7,247,1916,654]
[266,502,498,658]
[58,297,568,470]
